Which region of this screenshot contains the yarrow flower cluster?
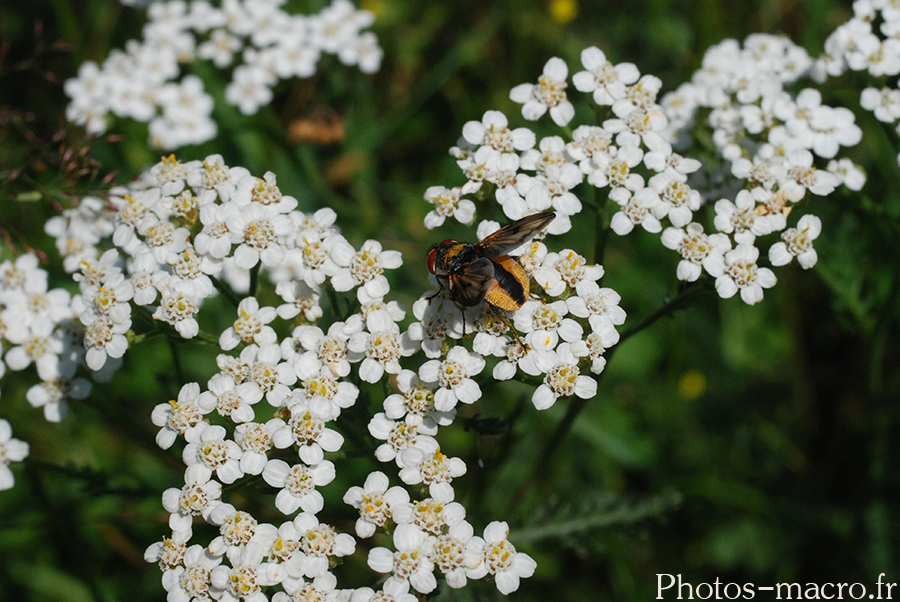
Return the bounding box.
[812,0,900,167]
[430,36,867,306]
[64,0,382,149]
[4,5,889,598]
[0,253,92,423]
[27,154,538,598]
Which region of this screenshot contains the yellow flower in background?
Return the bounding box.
[678,370,707,399]
[549,0,579,23]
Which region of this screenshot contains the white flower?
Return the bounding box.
[661,223,732,282]
[490,336,556,381]
[273,280,323,323]
[263,459,335,515]
[243,343,297,407]
[368,413,433,467]
[572,46,640,105]
[609,187,663,235]
[468,521,536,595]
[295,367,359,418]
[82,311,130,371]
[710,244,777,305]
[781,149,840,201]
[287,322,354,379]
[417,347,485,412]
[80,271,133,323]
[0,419,29,491]
[293,513,355,578]
[588,143,645,190]
[162,465,223,532]
[225,203,294,269]
[348,309,415,383]
[350,580,418,602]
[197,373,263,423]
[568,322,621,375]
[513,299,583,353]
[406,497,466,535]
[540,249,603,291]
[210,542,273,602]
[461,110,535,153]
[423,185,475,229]
[330,239,402,300]
[219,297,278,350]
[509,57,575,126]
[4,319,63,379]
[383,369,455,429]
[398,437,466,500]
[531,349,597,410]
[860,86,900,123]
[713,188,779,243]
[827,157,866,191]
[769,214,822,269]
[225,64,275,116]
[566,280,627,330]
[430,521,484,589]
[182,423,243,485]
[343,471,411,538]
[234,418,285,475]
[649,172,702,228]
[273,397,344,465]
[292,230,343,289]
[158,543,222,602]
[367,524,437,594]
[196,201,237,259]
[151,382,208,450]
[26,374,91,422]
[152,289,200,339]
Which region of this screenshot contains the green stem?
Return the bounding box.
[509,279,710,517]
[210,275,241,308]
[248,262,261,299]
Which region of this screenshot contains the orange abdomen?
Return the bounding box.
[483,256,529,312]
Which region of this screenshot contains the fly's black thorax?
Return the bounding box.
[448,244,481,272]
[428,240,464,276]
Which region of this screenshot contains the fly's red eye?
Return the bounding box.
[427,239,457,274]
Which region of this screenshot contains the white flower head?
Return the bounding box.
[183,423,244,485]
[423,185,475,230]
[151,382,208,450]
[343,471,411,538]
[573,46,640,106]
[462,110,536,153]
[234,418,285,476]
[274,396,344,465]
[398,437,466,500]
[468,521,536,595]
[531,345,597,410]
[509,57,575,126]
[292,513,355,578]
[262,459,336,515]
[769,214,822,269]
[710,244,778,305]
[367,524,437,595]
[661,223,732,282]
[219,296,278,350]
[330,239,402,300]
[417,346,485,412]
[0,419,29,491]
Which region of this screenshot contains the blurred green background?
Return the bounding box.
[2,0,900,601]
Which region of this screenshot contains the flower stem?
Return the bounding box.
[510,279,711,516]
[210,275,241,309]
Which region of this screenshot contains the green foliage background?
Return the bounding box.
[2,0,899,600]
